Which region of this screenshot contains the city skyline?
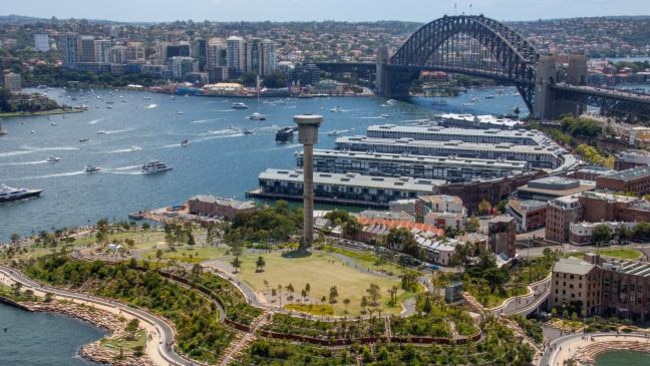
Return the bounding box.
[3,0,649,23]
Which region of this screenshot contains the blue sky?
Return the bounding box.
[5,0,648,22]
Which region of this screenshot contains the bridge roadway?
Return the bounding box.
[552,82,650,103]
[0,266,193,366]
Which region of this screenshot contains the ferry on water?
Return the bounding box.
[275,127,296,143]
[142,160,173,174]
[0,184,43,203]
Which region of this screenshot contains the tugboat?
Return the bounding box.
[141,160,173,174]
[84,165,101,173]
[231,102,249,110]
[0,184,43,203]
[275,127,296,143]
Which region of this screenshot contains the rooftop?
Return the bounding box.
[553,257,596,276]
[601,166,650,182]
[367,124,546,143]
[437,113,524,128]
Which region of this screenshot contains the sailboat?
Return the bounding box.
[249,75,267,121]
[0,119,6,135]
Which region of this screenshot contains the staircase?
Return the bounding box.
[384,316,392,341]
[217,310,273,366]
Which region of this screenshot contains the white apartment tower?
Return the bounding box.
[34,34,49,52]
[93,39,112,63]
[226,36,245,75]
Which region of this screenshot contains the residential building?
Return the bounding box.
[125,42,145,62]
[93,39,112,63]
[192,38,207,71]
[245,38,262,74]
[153,42,170,65]
[60,32,79,69]
[551,256,603,316]
[78,35,95,63]
[206,38,227,69]
[226,36,245,75]
[3,73,21,92]
[488,215,516,258]
[569,221,636,245]
[187,195,256,220]
[506,199,547,232]
[34,33,49,52]
[109,46,127,64]
[596,166,650,196]
[170,56,196,80]
[259,39,277,76]
[545,195,584,242]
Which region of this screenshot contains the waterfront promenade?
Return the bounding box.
[540,332,650,366]
[0,266,192,366]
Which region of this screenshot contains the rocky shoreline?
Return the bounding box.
[22,300,154,366]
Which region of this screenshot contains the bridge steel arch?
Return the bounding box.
[384,15,541,112]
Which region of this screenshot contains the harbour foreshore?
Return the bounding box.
[0,266,195,366]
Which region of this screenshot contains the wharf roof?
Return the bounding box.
[311,149,529,170]
[437,113,524,128]
[367,124,547,144]
[335,136,567,156]
[553,257,596,276]
[259,169,444,191]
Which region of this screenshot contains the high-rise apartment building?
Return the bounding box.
[78,35,96,63]
[207,38,226,69]
[125,42,145,62]
[171,56,196,80]
[93,39,112,63]
[109,46,127,64]
[226,36,245,76]
[34,34,49,52]
[153,42,170,65]
[3,72,22,92]
[245,38,277,76]
[245,38,262,74]
[259,39,277,76]
[192,38,207,71]
[60,32,79,69]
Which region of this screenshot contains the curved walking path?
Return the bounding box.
[0,266,195,366]
[490,275,552,316]
[540,332,650,366]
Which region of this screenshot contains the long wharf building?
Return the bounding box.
[298,149,529,182]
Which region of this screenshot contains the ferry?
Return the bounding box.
[249,112,266,121]
[231,102,249,110]
[0,184,43,203]
[275,127,296,143]
[47,155,61,163]
[141,160,173,174]
[84,165,101,173]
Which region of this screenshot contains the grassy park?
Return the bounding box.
[567,248,643,261]
[232,250,412,316]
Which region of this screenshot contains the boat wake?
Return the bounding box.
[6,171,86,181]
[105,147,141,154]
[103,128,135,135]
[0,150,35,159]
[112,165,141,171]
[0,160,48,166]
[87,118,105,125]
[360,116,385,119]
[21,145,80,152]
[192,118,220,124]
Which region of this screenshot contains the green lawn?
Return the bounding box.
[100,330,147,352]
[234,251,410,316]
[567,248,642,261]
[152,246,228,263]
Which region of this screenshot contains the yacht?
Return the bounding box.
[180,139,191,147]
[141,160,173,174]
[47,155,61,163]
[249,112,266,121]
[275,127,295,143]
[231,102,249,110]
[0,120,7,135]
[84,165,101,173]
[243,129,254,135]
[0,184,43,203]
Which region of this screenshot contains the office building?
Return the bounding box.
[171,56,196,80]
[60,32,79,69]
[34,34,49,52]
[516,176,595,201]
[192,38,207,71]
[506,199,548,232]
[596,166,650,196]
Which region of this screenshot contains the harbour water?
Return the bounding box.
[0,302,106,365]
[0,87,526,242]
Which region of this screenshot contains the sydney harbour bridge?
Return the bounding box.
[315,15,650,120]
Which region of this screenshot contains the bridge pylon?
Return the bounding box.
[533,55,588,120]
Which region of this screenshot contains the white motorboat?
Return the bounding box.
[47,155,61,163]
[249,112,266,121]
[330,106,343,113]
[142,160,173,174]
[243,129,254,135]
[231,102,249,110]
[84,165,101,173]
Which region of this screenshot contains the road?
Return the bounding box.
[0,266,196,366]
